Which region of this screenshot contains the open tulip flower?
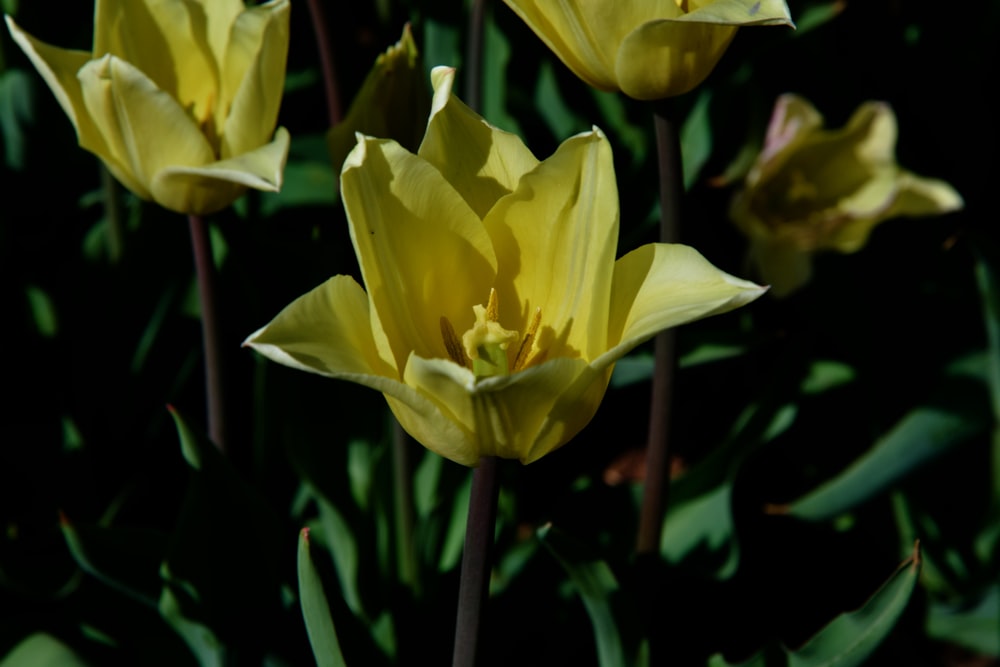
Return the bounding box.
[730,94,964,297]
[502,0,793,100]
[6,0,290,215]
[245,67,765,467]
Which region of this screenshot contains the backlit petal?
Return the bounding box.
[484,128,618,361]
[220,0,290,158]
[341,135,497,370]
[597,243,766,368]
[418,67,539,218]
[615,20,736,100]
[153,126,290,214]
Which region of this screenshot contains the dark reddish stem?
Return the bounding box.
[306,0,343,127]
[636,100,682,555]
[188,214,227,452]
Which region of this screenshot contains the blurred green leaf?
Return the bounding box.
[711,546,921,667]
[927,583,1000,656]
[538,524,625,667]
[788,392,988,521]
[0,633,88,667]
[792,1,845,35]
[0,68,33,171]
[787,545,921,667]
[297,527,348,667]
[661,482,738,580]
[59,516,166,608]
[258,159,338,217]
[438,470,472,572]
[680,89,713,190]
[158,582,224,667]
[482,8,521,135]
[25,284,57,338]
[800,360,855,395]
[314,496,364,618]
[534,60,583,141]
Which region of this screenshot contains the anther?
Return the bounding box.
[440,316,468,367]
[486,288,499,322]
[513,307,542,371]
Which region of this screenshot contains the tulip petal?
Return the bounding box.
[94,0,220,124]
[404,354,604,464]
[616,20,737,100]
[682,0,794,26]
[746,239,813,298]
[759,94,824,165]
[77,55,215,197]
[597,243,766,369]
[341,136,498,370]
[220,0,290,159]
[244,275,397,381]
[483,128,618,361]
[4,17,150,196]
[418,67,540,218]
[153,126,290,214]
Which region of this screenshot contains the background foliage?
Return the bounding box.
[1,0,997,665]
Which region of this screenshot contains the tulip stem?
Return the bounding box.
[100,165,124,263]
[188,214,227,453]
[452,456,500,667]
[464,0,487,113]
[636,101,683,555]
[306,0,343,126]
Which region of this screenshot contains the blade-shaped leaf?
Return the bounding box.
[0,633,88,667]
[537,524,625,667]
[298,527,348,667]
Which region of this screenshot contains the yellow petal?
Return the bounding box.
[341,135,498,371]
[404,354,605,464]
[77,55,215,195]
[615,20,737,99]
[3,17,151,193]
[243,275,397,381]
[152,126,290,214]
[598,243,766,368]
[418,67,540,218]
[220,0,290,158]
[680,0,794,26]
[757,93,824,167]
[94,0,219,124]
[483,128,618,361]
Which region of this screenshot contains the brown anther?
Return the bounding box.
[440,316,469,367]
[513,307,542,371]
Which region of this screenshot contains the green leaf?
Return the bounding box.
[59,515,166,608]
[0,68,33,171]
[0,634,87,667]
[537,524,625,667]
[800,360,855,395]
[926,583,1000,657]
[786,545,921,667]
[314,496,364,617]
[787,394,988,521]
[158,583,224,667]
[534,60,583,141]
[680,89,713,190]
[660,482,739,580]
[298,527,349,667]
[792,1,845,35]
[25,284,57,338]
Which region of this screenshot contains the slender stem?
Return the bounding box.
[464,0,487,113]
[636,101,683,555]
[306,0,342,127]
[188,214,227,452]
[452,456,500,667]
[100,165,124,263]
[393,420,418,594]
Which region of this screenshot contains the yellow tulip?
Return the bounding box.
[6,0,291,215]
[502,0,793,100]
[730,94,964,297]
[245,67,765,466]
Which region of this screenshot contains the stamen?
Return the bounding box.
[513,307,542,371]
[486,288,499,322]
[440,316,468,367]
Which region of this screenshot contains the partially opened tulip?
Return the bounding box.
[245,67,765,467]
[730,94,964,297]
[502,0,793,100]
[6,0,290,215]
